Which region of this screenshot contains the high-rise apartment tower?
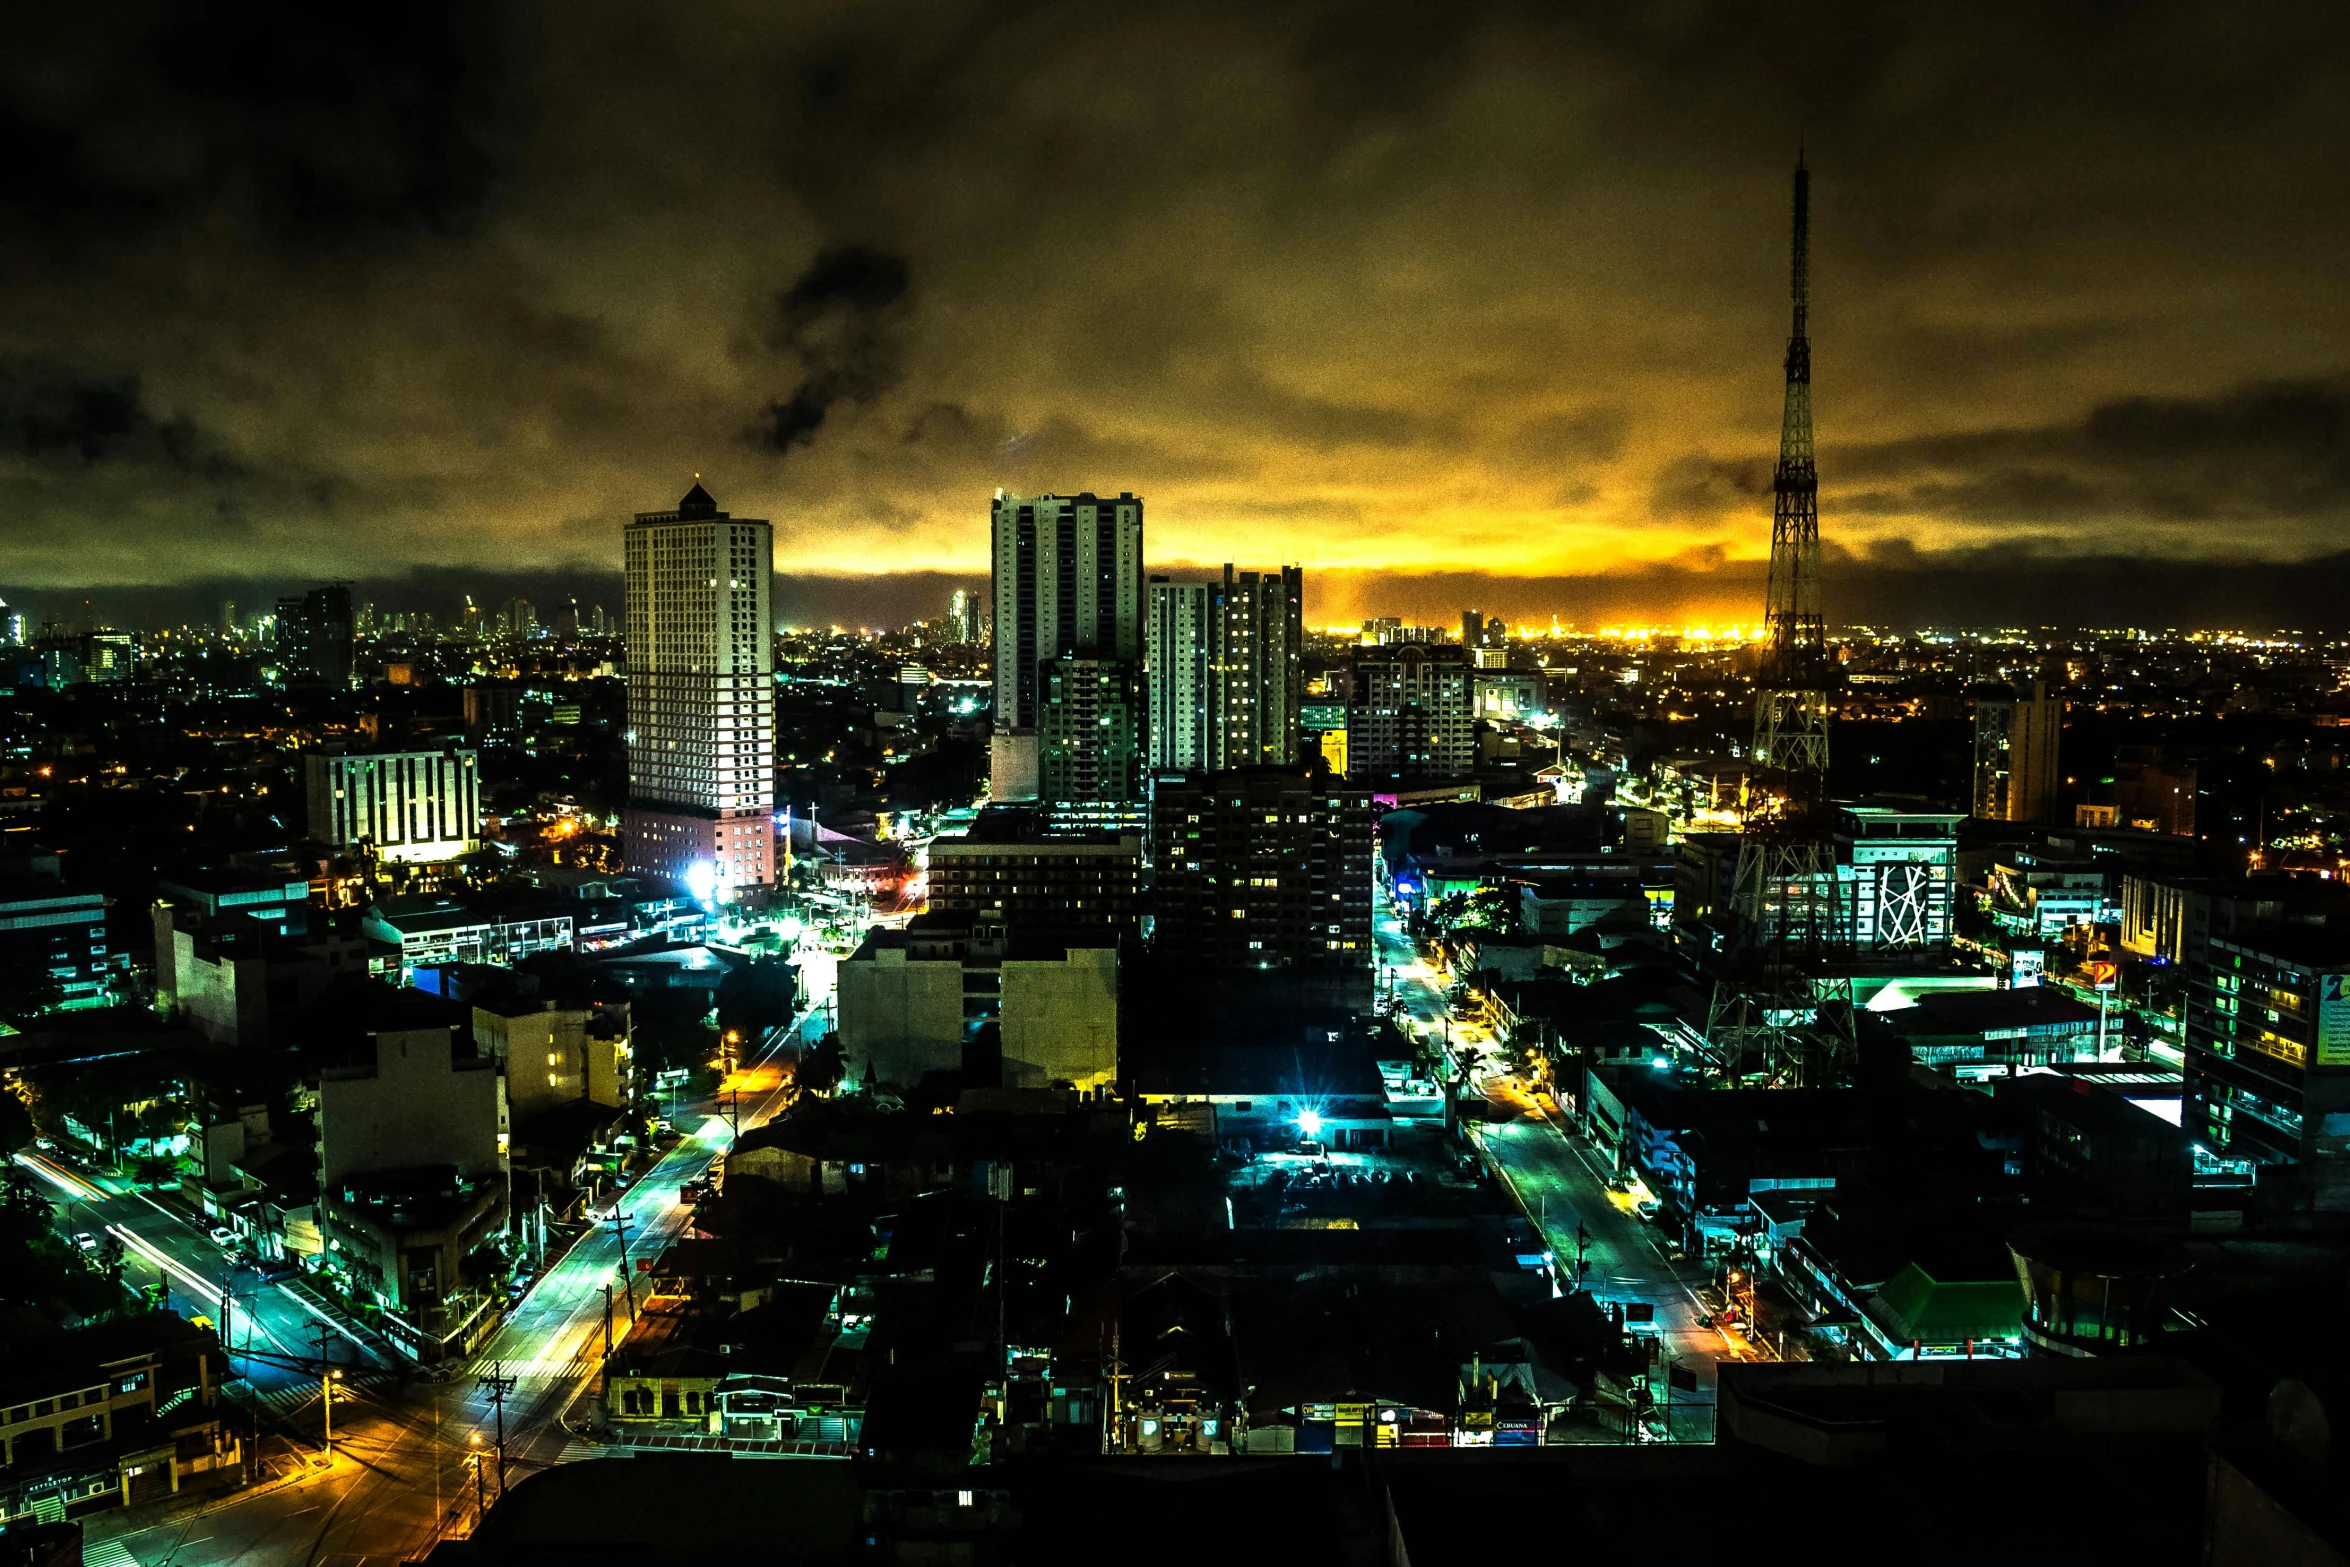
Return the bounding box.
[623,482,775,899]
[1346,644,1474,779]
[989,491,1144,802]
[1147,565,1304,771]
[1146,579,1212,771]
[278,584,354,688]
[1973,680,2063,824]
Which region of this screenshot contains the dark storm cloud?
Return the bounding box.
[749,244,913,454]
[0,3,525,255]
[0,355,374,582]
[1836,376,2350,530]
[1652,452,1774,521]
[14,0,2350,618]
[0,357,227,473]
[1310,549,2350,633]
[903,401,977,446]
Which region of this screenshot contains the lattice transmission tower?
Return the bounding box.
[1710,153,1853,1084]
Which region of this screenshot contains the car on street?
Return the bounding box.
[1634,1199,1662,1223]
[208,1224,236,1247]
[71,1231,98,1252]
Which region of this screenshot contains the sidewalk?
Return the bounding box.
[558,1430,853,1462]
[81,1445,329,1545]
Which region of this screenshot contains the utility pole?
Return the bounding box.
[602,1283,614,1358]
[313,1326,340,1456]
[477,1365,517,1495]
[610,1208,638,1314]
[1104,1323,1127,1455]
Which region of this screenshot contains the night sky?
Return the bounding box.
[8,3,2350,628]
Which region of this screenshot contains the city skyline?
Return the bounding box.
[7,7,2350,627]
[10,9,2350,1561]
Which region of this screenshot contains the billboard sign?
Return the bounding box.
[2318,974,2350,1068]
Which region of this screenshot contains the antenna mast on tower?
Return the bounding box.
[1712,153,1851,1084]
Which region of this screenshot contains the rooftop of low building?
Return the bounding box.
[1881,985,2101,1036]
[1994,1072,2190,1141]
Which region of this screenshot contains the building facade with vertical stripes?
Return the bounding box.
[1146,578,1212,771]
[305,749,482,864]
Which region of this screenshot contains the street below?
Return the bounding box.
[1374,876,1731,1425]
[67,997,827,1567]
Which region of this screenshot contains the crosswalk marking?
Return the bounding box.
[85,1541,140,1567]
[249,1383,321,1418]
[473,1354,601,1381]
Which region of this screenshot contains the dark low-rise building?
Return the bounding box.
[1994,1073,2192,1220]
[0,1313,242,1528]
[153,905,370,1048]
[1150,768,1373,984]
[1582,1070,2008,1256]
[313,986,508,1360]
[1133,1041,1395,1151]
[924,807,1142,931]
[0,848,120,1009]
[1511,860,1674,937]
[1883,985,2106,1072]
[726,1089,1121,1202]
[837,914,1121,1093]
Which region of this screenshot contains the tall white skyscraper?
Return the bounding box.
[989,491,1144,801]
[624,482,776,899]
